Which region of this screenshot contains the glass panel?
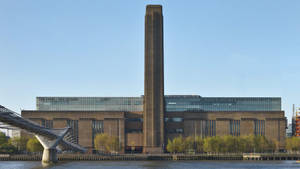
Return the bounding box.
[36,96,281,112]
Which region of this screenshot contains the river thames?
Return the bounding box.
[0,161,299,169]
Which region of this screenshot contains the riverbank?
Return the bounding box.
[0,153,299,161]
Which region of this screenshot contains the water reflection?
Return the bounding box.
[0,161,298,169]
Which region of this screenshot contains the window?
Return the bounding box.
[164,117,183,122]
[126,118,143,122]
[92,120,104,147]
[194,120,215,137]
[230,120,240,136]
[126,129,143,133]
[173,117,183,122]
[175,128,183,133]
[206,120,216,136]
[42,120,53,129]
[166,128,183,134]
[254,120,265,136]
[66,120,79,144]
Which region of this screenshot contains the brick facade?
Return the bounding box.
[21,110,286,152]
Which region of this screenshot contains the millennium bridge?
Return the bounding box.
[0,105,86,164]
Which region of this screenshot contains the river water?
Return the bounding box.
[0,161,299,169]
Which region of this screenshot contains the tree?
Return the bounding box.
[107,136,122,153]
[249,135,274,153]
[234,136,244,153]
[0,132,8,145]
[94,133,109,152]
[268,139,279,153]
[237,136,249,153]
[129,141,136,152]
[173,136,185,153]
[194,136,204,153]
[166,139,176,153]
[166,135,283,154]
[9,136,29,152]
[223,135,239,153]
[286,137,300,152]
[204,136,223,153]
[166,136,185,153]
[94,133,122,153]
[0,143,17,154]
[0,132,18,154]
[245,135,255,153]
[184,136,194,153]
[26,137,43,152]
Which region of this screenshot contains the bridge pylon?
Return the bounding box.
[35,127,70,164]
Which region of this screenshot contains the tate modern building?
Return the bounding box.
[22,5,286,153]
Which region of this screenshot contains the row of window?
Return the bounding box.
[40,119,266,140]
[190,120,216,137]
[39,119,104,146]
[164,120,265,137]
[37,96,281,111]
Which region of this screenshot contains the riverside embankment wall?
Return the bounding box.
[0,154,300,161]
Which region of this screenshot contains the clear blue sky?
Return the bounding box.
[0,0,299,123]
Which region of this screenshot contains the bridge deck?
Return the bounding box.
[0,105,85,152]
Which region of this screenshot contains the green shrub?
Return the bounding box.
[26,137,43,152]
